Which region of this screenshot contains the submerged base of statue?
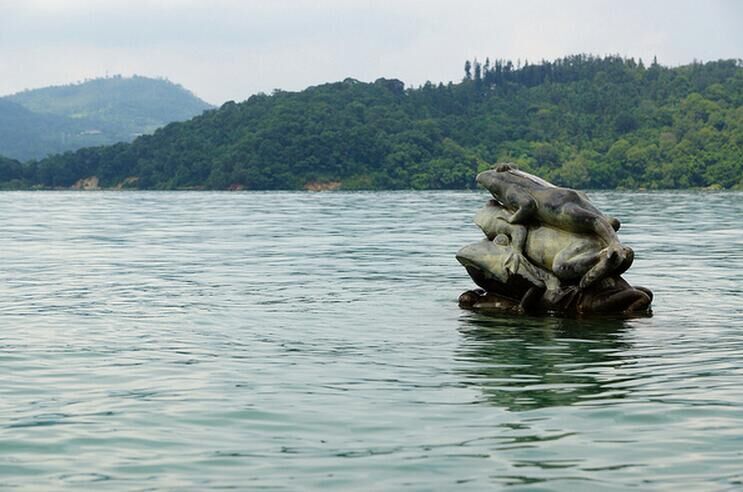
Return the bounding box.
[458,165,652,317]
[457,276,653,317]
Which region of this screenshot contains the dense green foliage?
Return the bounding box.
[0,155,24,190]
[2,56,741,190]
[0,75,213,160]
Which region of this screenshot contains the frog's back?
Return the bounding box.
[477,166,549,201]
[508,169,556,189]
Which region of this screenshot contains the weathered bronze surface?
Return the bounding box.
[458,165,652,316]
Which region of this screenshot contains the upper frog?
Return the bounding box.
[476,164,624,260]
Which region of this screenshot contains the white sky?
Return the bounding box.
[0,0,741,105]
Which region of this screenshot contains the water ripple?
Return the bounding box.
[0,190,741,490]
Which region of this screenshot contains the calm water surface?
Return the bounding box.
[0,191,741,490]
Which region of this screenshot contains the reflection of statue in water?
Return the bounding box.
[458,164,652,316]
[457,315,633,410]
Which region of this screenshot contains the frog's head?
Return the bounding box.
[476,165,517,196]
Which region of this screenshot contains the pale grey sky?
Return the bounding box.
[1,0,741,104]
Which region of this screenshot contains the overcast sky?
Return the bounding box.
[1,0,741,105]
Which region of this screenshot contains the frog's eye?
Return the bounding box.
[494,234,510,246]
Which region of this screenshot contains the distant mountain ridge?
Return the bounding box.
[0,75,213,160]
[1,56,741,190]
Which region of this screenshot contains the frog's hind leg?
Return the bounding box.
[590,289,652,314]
[633,286,653,303]
[552,244,601,282]
[559,203,624,263]
[577,247,624,290]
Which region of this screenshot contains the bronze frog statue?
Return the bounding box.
[458,164,652,316]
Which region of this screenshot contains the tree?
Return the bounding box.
[614,112,639,134]
[464,60,472,80]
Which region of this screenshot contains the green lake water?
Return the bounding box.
[0,190,741,490]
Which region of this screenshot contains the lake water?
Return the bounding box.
[0,190,741,490]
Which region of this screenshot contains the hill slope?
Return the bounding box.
[0,99,95,160]
[3,56,742,189]
[0,76,213,160]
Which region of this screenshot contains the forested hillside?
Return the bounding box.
[2,56,741,190]
[0,76,213,160]
[0,99,95,161]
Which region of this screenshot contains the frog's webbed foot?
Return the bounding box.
[606,242,626,263]
[503,251,522,276]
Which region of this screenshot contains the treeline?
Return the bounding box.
[1,55,741,190]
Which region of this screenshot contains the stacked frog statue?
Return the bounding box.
[457,164,653,316]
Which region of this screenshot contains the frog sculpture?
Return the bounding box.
[458,165,652,316]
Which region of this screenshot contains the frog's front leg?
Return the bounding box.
[495,218,528,275]
[518,285,545,313]
[505,191,537,225]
